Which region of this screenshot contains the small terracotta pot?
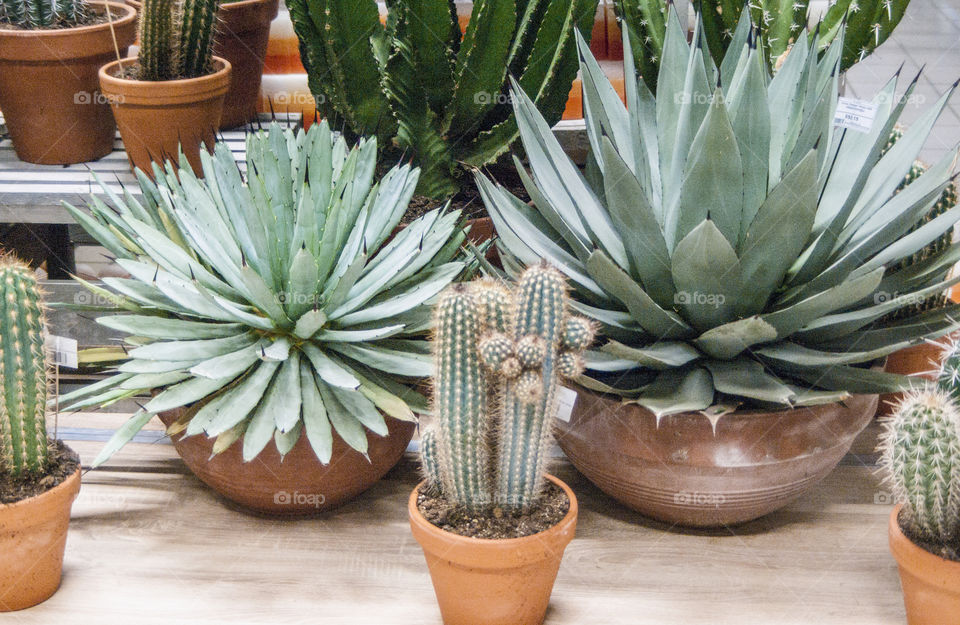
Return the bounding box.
[215,0,280,128]
[158,410,414,515]
[0,3,137,164]
[409,475,577,625]
[0,468,81,612]
[555,385,878,527]
[878,336,955,418]
[99,56,232,176]
[889,505,960,625]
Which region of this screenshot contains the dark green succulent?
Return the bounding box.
[0,0,88,28]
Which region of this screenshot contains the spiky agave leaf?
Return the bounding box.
[62,122,467,465]
[480,6,960,418]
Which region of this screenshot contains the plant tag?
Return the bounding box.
[555,386,578,423]
[834,97,878,133]
[46,335,78,369]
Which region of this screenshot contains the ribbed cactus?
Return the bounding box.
[138,0,221,81]
[425,264,593,512]
[937,340,960,404]
[0,256,49,479]
[0,0,88,28]
[881,390,960,547]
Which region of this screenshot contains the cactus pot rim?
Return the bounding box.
[0,2,136,45]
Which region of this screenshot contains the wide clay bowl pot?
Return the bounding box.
[99,56,231,176]
[409,475,577,625]
[0,468,81,611]
[159,410,414,515]
[0,2,136,164]
[889,505,960,625]
[555,386,878,527]
[215,0,280,128]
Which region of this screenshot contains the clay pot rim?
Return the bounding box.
[99,55,232,88]
[0,467,81,523]
[0,1,135,38]
[888,504,960,587]
[409,473,578,548]
[220,0,280,16]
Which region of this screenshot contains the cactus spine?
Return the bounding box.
[0,0,87,28]
[881,390,960,547]
[0,257,49,478]
[425,264,593,512]
[138,0,220,81]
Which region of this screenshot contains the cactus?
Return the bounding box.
[0,256,49,479]
[138,0,221,81]
[0,0,88,28]
[880,390,960,548]
[424,264,593,512]
[937,340,960,405]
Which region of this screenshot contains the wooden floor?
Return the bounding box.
[3,412,905,625]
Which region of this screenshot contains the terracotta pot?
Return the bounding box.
[0,468,81,612]
[158,410,414,515]
[877,336,955,418]
[215,0,280,128]
[0,3,137,164]
[99,56,232,176]
[889,505,960,625]
[554,385,878,527]
[409,475,577,625]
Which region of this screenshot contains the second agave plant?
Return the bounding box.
[60,122,468,514]
[480,6,960,526]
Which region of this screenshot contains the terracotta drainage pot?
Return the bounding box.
[877,335,955,419]
[0,468,81,611]
[889,505,960,625]
[215,0,280,128]
[408,475,577,625]
[0,2,137,164]
[99,56,232,176]
[554,385,878,527]
[158,410,414,515]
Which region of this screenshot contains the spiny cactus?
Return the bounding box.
[937,340,960,404]
[0,256,49,479]
[880,390,960,549]
[425,264,593,512]
[0,0,88,28]
[138,0,221,81]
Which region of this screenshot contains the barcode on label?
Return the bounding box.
[555,386,578,423]
[46,335,78,369]
[833,97,878,133]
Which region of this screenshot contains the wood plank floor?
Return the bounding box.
[4,412,905,625]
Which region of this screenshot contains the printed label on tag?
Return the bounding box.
[555,386,578,423]
[834,97,878,133]
[46,335,78,369]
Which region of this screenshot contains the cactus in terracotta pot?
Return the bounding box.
[138,0,220,80]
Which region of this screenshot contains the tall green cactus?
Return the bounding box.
[881,390,960,547]
[0,256,49,479]
[937,340,960,405]
[425,264,593,512]
[0,0,88,28]
[138,0,221,81]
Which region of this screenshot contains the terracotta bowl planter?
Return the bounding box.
[99,56,232,176]
[877,335,955,419]
[409,475,578,625]
[0,468,81,612]
[215,0,280,128]
[158,410,414,515]
[889,505,960,625]
[0,2,137,164]
[554,385,878,527]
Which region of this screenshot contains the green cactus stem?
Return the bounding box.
[420,427,443,495]
[0,0,88,28]
[138,0,221,81]
[0,256,49,479]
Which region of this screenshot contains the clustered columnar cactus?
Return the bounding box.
[881,390,960,550]
[616,0,910,92]
[288,0,598,199]
[424,265,593,511]
[138,0,220,81]
[0,0,88,28]
[0,257,48,479]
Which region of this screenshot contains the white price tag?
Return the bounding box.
[555,386,578,423]
[834,97,878,133]
[46,335,78,369]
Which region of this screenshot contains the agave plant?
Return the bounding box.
[616,0,910,92]
[479,7,960,416]
[288,0,597,199]
[58,122,468,464]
